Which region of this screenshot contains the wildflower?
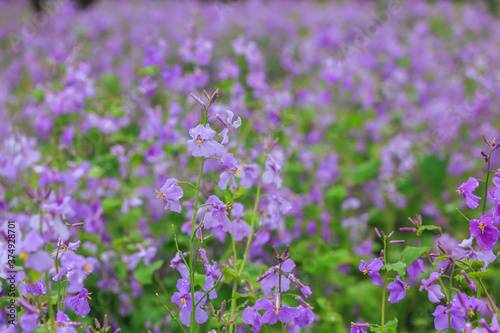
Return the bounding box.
[216,110,241,144]
[171,279,208,326]
[70,288,91,317]
[419,272,445,303]
[262,157,282,189]
[351,323,370,333]
[457,177,481,209]
[218,153,241,190]
[202,195,232,232]
[203,260,225,299]
[24,279,46,296]
[156,178,183,213]
[187,124,224,158]
[470,215,499,251]
[230,202,250,241]
[295,296,315,328]
[461,270,477,293]
[407,259,426,278]
[257,259,296,296]
[239,163,261,188]
[170,252,189,280]
[242,306,264,333]
[359,258,384,286]
[387,275,409,303]
[54,250,98,293]
[255,294,299,325]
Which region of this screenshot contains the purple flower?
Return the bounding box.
[407,259,426,278]
[20,312,40,333]
[387,275,409,303]
[461,270,477,293]
[54,250,98,293]
[156,178,184,213]
[202,259,225,299]
[470,215,499,251]
[25,279,46,296]
[230,203,250,241]
[295,296,315,328]
[70,288,91,317]
[419,272,445,303]
[202,195,232,232]
[359,258,384,286]
[187,124,224,158]
[171,279,208,326]
[351,323,370,333]
[457,177,481,209]
[218,153,241,190]
[242,306,264,333]
[258,259,296,296]
[255,294,299,325]
[239,163,261,188]
[433,293,484,332]
[216,110,241,144]
[55,311,81,333]
[170,253,189,280]
[262,157,282,189]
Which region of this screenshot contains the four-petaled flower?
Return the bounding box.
[70,288,91,317]
[156,178,184,213]
[457,177,481,209]
[419,272,445,303]
[387,275,409,303]
[218,153,241,190]
[359,258,384,286]
[255,294,299,325]
[216,109,241,144]
[470,215,499,251]
[187,124,224,158]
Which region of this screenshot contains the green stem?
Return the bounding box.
[189,158,205,332]
[478,277,499,314]
[482,146,493,216]
[177,181,197,190]
[55,240,62,313]
[381,238,387,329]
[156,293,188,333]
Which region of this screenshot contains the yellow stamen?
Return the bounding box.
[234,169,242,176]
[468,310,475,318]
[155,189,165,202]
[479,223,486,234]
[362,269,368,275]
[456,189,463,195]
[309,306,314,310]
[196,139,202,146]
[84,264,92,273]
[87,292,92,300]
[406,286,410,291]
[20,252,28,262]
[181,297,186,305]
[275,307,279,315]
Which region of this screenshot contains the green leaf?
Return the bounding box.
[383,262,406,277]
[401,246,429,267]
[370,318,398,333]
[134,260,164,285]
[416,225,442,236]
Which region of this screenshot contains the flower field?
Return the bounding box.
[2,1,500,332]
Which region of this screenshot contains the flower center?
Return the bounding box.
[275,307,280,315]
[468,310,475,318]
[479,222,486,234]
[84,264,92,273]
[362,269,368,275]
[456,189,463,195]
[234,169,242,176]
[406,286,410,291]
[196,138,202,146]
[181,297,186,305]
[155,189,165,202]
[20,251,28,262]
